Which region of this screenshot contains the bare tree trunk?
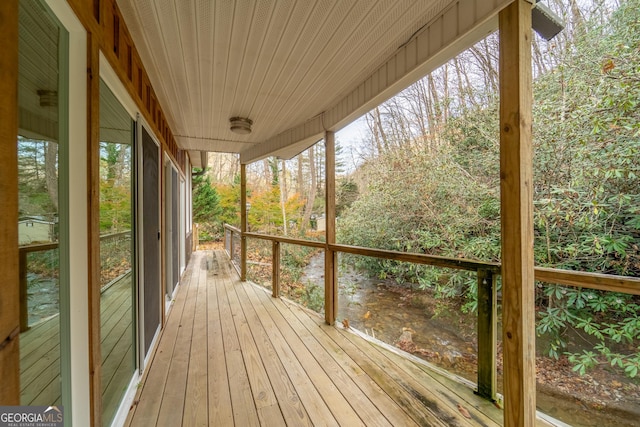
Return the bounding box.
[302,146,316,233]
[296,156,304,197]
[45,141,58,211]
[280,159,287,235]
[114,145,128,187]
[373,106,388,152]
[532,37,548,76]
[453,57,469,111]
[442,64,449,124]
[263,158,271,188]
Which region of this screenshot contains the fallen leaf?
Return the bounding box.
[602,58,615,73]
[457,404,471,419]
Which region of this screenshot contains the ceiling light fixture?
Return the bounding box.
[229,117,253,135]
[37,90,58,107]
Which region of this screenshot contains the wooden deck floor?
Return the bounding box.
[126,250,551,427]
[20,273,133,410]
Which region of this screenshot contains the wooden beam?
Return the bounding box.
[240,164,247,282]
[160,157,166,328]
[0,0,20,405]
[87,32,102,426]
[499,1,536,426]
[324,131,337,325]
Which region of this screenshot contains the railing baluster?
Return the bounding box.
[19,249,28,332]
[272,240,280,298]
[476,268,497,401]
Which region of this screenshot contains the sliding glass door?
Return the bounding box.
[17,0,69,409]
[137,120,161,368]
[99,79,135,426]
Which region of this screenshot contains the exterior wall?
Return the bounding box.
[0,0,20,407]
[67,0,184,169]
[1,0,193,425]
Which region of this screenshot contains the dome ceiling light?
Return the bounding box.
[229,117,253,135]
[37,90,58,107]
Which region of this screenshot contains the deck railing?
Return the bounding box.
[18,230,132,332]
[223,223,640,401]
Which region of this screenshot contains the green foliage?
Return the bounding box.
[214,181,241,228]
[336,178,359,217]
[247,187,304,234]
[99,142,132,232]
[192,171,222,240]
[338,145,500,304]
[299,282,324,313]
[18,138,57,219]
[336,0,640,378]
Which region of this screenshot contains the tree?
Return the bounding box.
[192,171,222,240]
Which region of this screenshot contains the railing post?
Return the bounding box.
[19,249,29,332]
[324,131,337,325]
[476,268,497,401]
[272,241,280,298]
[240,164,247,281]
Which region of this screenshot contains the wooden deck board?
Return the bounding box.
[127,257,194,426]
[251,285,395,427]
[19,274,133,407]
[228,258,312,426]
[182,255,211,427]
[240,272,339,427]
[206,253,235,426]
[125,250,549,426]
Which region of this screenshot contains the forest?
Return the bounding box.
[193,1,640,423]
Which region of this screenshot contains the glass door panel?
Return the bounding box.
[99,79,135,426]
[17,0,67,407]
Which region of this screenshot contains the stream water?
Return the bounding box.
[300,253,640,427]
[26,273,59,326]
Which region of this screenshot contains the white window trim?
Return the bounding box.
[44,0,89,426]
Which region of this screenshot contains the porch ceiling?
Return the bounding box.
[116,0,511,163]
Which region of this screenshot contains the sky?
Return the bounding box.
[336,116,369,173]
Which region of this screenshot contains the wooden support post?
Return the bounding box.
[499,1,536,426]
[87,32,103,425]
[272,241,280,298]
[240,163,247,281]
[476,269,497,401]
[324,131,337,325]
[0,0,20,405]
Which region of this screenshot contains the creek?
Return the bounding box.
[26,273,59,326]
[300,253,640,427]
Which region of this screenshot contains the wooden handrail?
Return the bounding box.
[534,266,640,296]
[19,242,59,254]
[228,226,640,296]
[224,224,640,401]
[245,232,326,249]
[224,224,241,233]
[18,231,133,332]
[330,243,501,273]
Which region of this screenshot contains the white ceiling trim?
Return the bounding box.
[240,0,512,164]
[177,135,254,153]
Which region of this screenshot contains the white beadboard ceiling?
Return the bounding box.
[116,0,512,164]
